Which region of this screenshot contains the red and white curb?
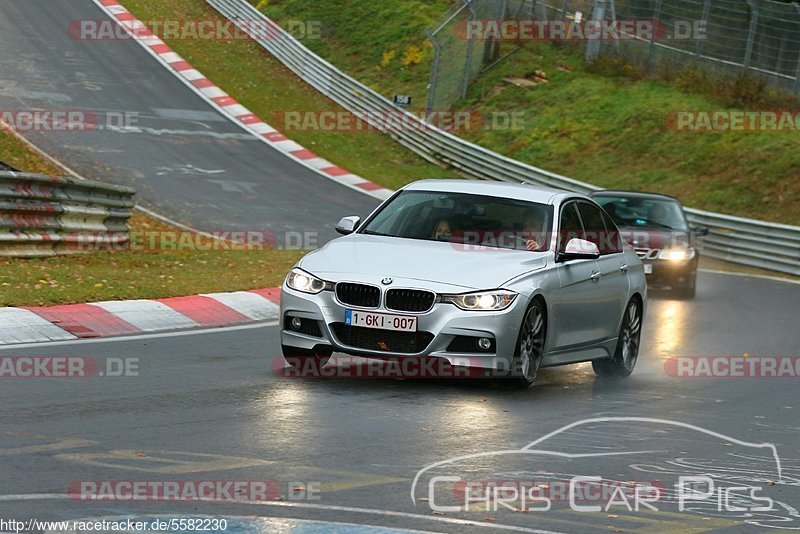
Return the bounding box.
[0,288,280,345]
[92,0,393,201]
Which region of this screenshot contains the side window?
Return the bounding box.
[599,208,623,253]
[558,202,585,252]
[577,202,607,251]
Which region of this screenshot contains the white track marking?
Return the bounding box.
[699,269,800,285]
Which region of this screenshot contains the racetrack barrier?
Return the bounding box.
[0,172,135,258]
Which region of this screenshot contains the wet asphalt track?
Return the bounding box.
[0,272,799,533]
[0,0,799,532]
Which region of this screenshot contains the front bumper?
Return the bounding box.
[643,258,698,289]
[279,283,528,371]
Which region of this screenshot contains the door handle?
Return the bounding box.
[590,271,602,282]
[619,264,629,272]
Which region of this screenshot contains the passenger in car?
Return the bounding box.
[431,219,454,241]
[521,208,547,251]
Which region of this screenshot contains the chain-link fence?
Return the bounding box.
[427,0,800,110]
[607,0,800,93]
[427,0,539,111]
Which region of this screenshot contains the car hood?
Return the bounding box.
[618,227,691,249]
[298,234,548,291]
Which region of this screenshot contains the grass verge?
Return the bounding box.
[0,212,305,307]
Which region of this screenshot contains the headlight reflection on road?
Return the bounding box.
[649,299,689,361]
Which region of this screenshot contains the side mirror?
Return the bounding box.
[335,216,361,235]
[558,238,600,262]
[692,226,709,236]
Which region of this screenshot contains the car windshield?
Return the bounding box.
[360,190,554,251]
[594,195,688,231]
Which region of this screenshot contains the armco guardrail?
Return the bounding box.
[0,172,135,257]
[207,0,800,276]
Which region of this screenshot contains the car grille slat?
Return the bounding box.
[385,288,436,313]
[330,323,434,354]
[336,282,380,308]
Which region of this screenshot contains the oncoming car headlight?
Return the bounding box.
[441,290,517,311]
[659,247,696,261]
[286,268,329,294]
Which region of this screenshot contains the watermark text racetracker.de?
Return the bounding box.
[69,18,322,41]
[276,110,526,133]
[1,518,229,534]
[665,110,800,132]
[0,356,138,378]
[66,230,319,252]
[67,479,320,502]
[457,18,707,41]
[0,110,138,132]
[665,355,800,378]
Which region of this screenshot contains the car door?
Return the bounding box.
[579,201,630,341]
[550,201,604,350]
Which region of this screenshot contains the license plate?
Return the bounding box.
[345,310,417,332]
[644,264,653,275]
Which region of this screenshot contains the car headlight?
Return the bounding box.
[441,290,517,311]
[659,247,696,261]
[286,268,328,294]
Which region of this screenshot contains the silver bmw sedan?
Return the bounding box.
[279,180,647,387]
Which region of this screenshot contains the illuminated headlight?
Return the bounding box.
[659,247,696,261]
[286,268,328,294]
[441,290,517,311]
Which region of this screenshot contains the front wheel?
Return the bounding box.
[509,300,547,388]
[593,298,642,378]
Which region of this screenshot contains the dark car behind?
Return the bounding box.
[590,191,708,298]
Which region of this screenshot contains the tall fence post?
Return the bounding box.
[647,0,664,66]
[794,4,800,95]
[426,28,442,114]
[742,0,759,69]
[561,0,570,19]
[585,0,606,61]
[695,0,711,60]
[461,1,477,99]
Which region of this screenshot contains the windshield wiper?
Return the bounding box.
[362,229,393,237]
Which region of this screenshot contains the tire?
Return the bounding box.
[509,299,547,388]
[593,297,642,378]
[281,345,332,372]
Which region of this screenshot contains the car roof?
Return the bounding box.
[402,179,582,205]
[589,189,682,203]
